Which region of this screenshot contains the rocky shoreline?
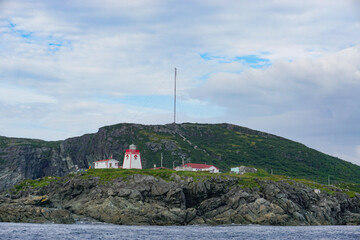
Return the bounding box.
[0,173,359,225]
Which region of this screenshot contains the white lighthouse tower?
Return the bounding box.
[122,144,142,169]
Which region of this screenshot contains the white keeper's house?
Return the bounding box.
[174,163,219,173]
[94,155,120,169]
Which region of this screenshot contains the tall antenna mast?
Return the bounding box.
[174,67,177,124]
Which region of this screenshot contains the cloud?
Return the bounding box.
[0,0,360,165]
[192,45,360,164]
[194,45,360,110]
[0,85,56,104]
[356,145,360,157]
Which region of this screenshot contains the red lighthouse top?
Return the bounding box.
[125,149,139,153]
[126,144,139,154]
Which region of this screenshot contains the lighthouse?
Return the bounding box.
[122,144,142,169]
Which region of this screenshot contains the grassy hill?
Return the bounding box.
[0,123,359,187]
[99,123,360,185]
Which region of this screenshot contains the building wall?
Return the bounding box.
[175,166,219,173]
[95,161,108,169]
[122,152,142,169]
[95,159,119,169]
[230,166,257,174]
[208,166,219,173]
[108,159,119,168]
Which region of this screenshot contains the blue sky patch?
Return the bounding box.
[49,43,63,47]
[6,20,71,55]
[200,52,271,69]
[234,55,270,64]
[249,63,271,69]
[199,53,212,60]
[9,22,17,28]
[8,21,33,39]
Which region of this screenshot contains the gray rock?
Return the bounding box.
[0,174,359,226]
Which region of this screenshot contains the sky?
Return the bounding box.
[0,0,360,166]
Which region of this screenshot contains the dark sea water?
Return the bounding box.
[0,222,359,240]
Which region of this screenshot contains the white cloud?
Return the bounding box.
[0,0,360,165]
[356,145,360,157]
[192,45,360,165]
[0,86,56,104]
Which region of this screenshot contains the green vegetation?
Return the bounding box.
[2,122,360,189]
[175,124,360,185]
[100,123,360,185]
[0,136,61,149]
[335,183,360,197]
[13,176,61,192]
[12,167,359,198]
[82,168,227,183]
[81,168,359,197]
[13,168,359,198]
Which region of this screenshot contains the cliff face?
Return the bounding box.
[1,173,359,226]
[0,145,66,190]
[1,123,360,191]
[0,126,131,190]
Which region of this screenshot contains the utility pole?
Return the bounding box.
[160,152,163,168]
[173,67,177,124]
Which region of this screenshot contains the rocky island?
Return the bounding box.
[1,169,359,226]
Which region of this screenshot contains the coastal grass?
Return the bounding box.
[81,168,226,183]
[11,168,360,198]
[13,176,61,192]
[81,168,176,182]
[82,168,358,196]
[89,168,359,197]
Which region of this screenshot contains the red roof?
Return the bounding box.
[182,163,219,169]
[95,158,118,162]
[125,149,140,154]
[95,159,110,162]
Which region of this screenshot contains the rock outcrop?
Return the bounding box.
[1,173,359,226]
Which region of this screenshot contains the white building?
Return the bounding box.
[94,156,120,169]
[230,166,257,175]
[122,144,142,169]
[174,163,219,173]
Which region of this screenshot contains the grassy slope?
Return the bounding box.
[176,123,360,185]
[100,123,360,185]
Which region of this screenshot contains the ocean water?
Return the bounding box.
[0,222,359,240]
